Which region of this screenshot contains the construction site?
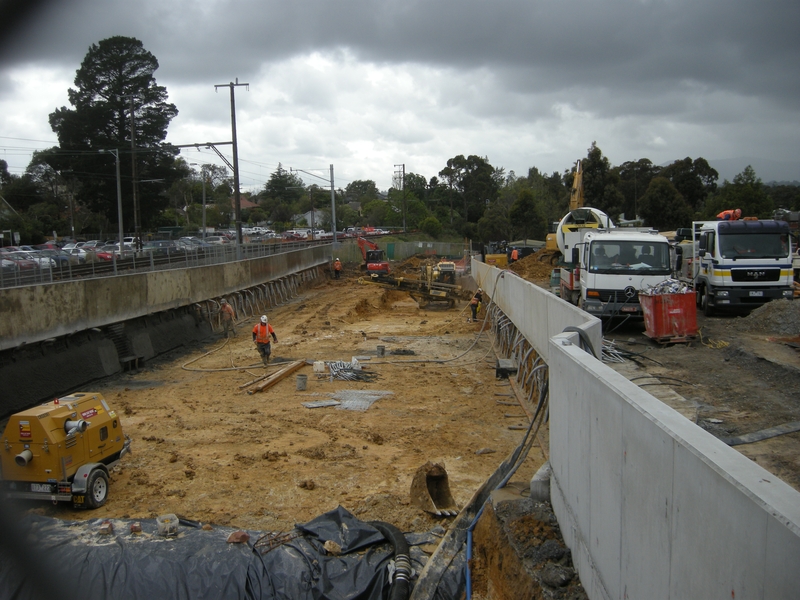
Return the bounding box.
[1,243,800,599]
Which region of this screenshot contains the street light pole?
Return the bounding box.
[100,149,124,253]
[191,163,208,240]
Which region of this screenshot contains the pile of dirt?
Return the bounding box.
[508,252,556,283]
[738,299,800,336]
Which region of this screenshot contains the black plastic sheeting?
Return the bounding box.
[0,506,452,600]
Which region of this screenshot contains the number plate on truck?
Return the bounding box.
[749,291,764,297]
[30,483,51,493]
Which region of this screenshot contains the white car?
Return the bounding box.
[11,251,56,268]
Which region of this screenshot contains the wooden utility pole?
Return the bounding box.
[215,79,249,256]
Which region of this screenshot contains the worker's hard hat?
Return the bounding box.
[220,299,227,304]
[336,257,340,260]
[260,315,268,324]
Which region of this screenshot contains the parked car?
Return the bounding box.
[37,249,72,267]
[81,240,104,249]
[94,245,132,261]
[1,257,18,275]
[63,247,90,264]
[4,252,38,270]
[142,240,183,256]
[11,251,56,269]
[178,236,213,249]
[204,235,230,245]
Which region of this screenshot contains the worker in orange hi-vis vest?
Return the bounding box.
[252,314,278,366]
[510,248,519,262]
[333,257,342,279]
[716,208,742,221]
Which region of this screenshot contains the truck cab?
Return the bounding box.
[677,220,794,315]
[561,229,672,320]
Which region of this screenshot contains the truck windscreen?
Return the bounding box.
[718,232,790,259]
[589,240,671,275]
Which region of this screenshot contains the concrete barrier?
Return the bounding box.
[0,246,330,352]
[471,257,800,598]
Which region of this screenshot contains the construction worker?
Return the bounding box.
[333,257,342,279]
[469,288,483,322]
[717,208,742,221]
[252,315,278,366]
[219,299,237,338]
[510,247,519,262]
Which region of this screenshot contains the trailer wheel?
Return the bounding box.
[85,469,109,509]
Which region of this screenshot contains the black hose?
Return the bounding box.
[562,325,598,359]
[369,521,412,600]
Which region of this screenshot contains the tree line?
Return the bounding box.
[1,36,799,245]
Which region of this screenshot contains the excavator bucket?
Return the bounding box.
[410,462,459,516]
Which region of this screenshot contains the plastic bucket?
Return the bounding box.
[377,345,385,357]
[296,374,308,391]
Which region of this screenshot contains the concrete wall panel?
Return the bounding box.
[147,269,192,308]
[0,248,329,352]
[550,335,800,599]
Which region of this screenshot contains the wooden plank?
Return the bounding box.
[250,360,306,393]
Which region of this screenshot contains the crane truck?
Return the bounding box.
[675,219,794,315]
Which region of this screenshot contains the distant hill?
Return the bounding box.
[708,157,800,185]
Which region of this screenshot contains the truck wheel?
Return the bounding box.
[702,288,715,317]
[85,469,109,509]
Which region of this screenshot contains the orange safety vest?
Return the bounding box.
[511,249,519,260]
[333,260,342,271]
[717,209,740,220]
[221,304,235,320]
[252,322,274,344]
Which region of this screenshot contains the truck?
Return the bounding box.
[560,228,673,320]
[1,392,131,508]
[675,219,794,315]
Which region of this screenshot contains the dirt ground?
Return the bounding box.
[25,251,800,539]
[29,261,545,535]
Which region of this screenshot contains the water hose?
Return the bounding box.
[369,521,412,600]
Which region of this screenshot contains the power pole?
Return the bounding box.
[128,95,141,250]
[330,165,337,246]
[394,164,406,232]
[215,78,249,256]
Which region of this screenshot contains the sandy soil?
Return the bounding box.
[30,261,545,534]
[28,251,800,538]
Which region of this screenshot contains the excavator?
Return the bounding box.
[357,237,390,277]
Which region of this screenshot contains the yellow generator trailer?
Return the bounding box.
[1,392,131,509]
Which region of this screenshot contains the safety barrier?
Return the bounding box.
[471,258,800,599]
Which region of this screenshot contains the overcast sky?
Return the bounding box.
[2,0,800,192]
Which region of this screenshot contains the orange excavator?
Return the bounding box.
[357,237,390,277]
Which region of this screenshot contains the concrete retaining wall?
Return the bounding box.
[470,258,800,599]
[0,246,331,352]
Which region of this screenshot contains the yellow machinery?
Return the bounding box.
[358,259,462,307]
[1,392,131,508]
